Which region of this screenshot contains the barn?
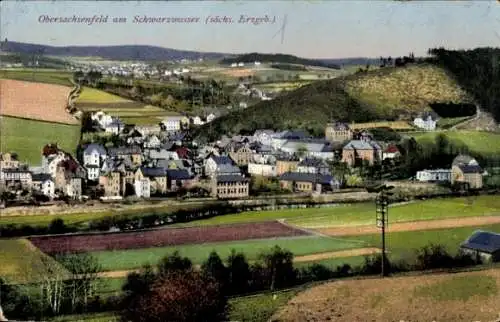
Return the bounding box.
[460,230,500,263]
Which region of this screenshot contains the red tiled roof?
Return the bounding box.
[385,145,399,153]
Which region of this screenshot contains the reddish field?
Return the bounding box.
[29,221,309,254]
[0,79,77,124]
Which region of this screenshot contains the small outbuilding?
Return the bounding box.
[460,230,500,263]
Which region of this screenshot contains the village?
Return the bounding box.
[0,109,484,207]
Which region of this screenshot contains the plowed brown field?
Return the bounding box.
[29,221,309,254]
[273,268,500,322]
[316,215,500,237]
[0,79,77,124]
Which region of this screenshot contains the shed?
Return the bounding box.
[460,230,500,263]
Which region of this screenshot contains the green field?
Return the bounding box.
[410,130,500,156]
[0,116,81,165]
[0,239,70,284]
[76,87,130,103]
[340,223,500,260]
[436,116,472,129]
[88,236,364,271]
[0,69,73,86]
[287,196,500,229]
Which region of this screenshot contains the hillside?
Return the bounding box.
[221,53,341,69]
[194,63,472,141]
[0,41,229,61]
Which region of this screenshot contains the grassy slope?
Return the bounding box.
[77,87,130,103]
[0,69,73,86]
[0,116,81,165]
[0,239,70,284]
[410,130,500,157]
[196,64,472,139]
[341,223,500,260]
[88,236,363,271]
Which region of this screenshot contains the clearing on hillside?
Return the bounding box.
[273,268,500,322]
[0,79,77,124]
[0,239,70,284]
[76,86,130,103]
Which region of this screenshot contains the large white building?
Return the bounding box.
[416,169,452,182]
[413,115,437,131]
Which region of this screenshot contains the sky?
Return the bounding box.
[1,1,499,59]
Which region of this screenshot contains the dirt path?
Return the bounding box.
[95,248,382,278]
[293,248,380,262]
[316,215,500,237]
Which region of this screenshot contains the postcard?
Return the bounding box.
[0,1,499,321]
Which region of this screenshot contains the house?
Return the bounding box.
[143,135,162,149]
[416,169,452,182]
[296,158,330,175]
[0,153,20,170]
[460,231,500,263]
[174,146,191,159]
[413,115,436,131]
[205,155,241,177]
[31,173,55,198]
[342,140,382,167]
[191,116,204,126]
[452,154,479,167]
[211,175,249,199]
[42,152,66,179]
[147,149,179,161]
[248,163,277,177]
[86,164,101,181]
[0,168,32,187]
[383,145,400,160]
[135,125,162,136]
[83,144,107,167]
[99,171,121,197]
[161,116,188,132]
[253,130,276,146]
[137,167,168,194]
[228,143,253,166]
[167,169,193,191]
[325,122,353,143]
[451,164,483,189]
[91,111,113,129]
[278,172,339,194]
[66,177,83,199]
[276,157,300,176]
[104,117,124,134]
[279,140,335,160]
[108,146,142,166]
[134,177,151,198]
[206,113,217,123]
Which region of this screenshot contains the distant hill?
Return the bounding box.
[220,53,341,69]
[194,63,473,142]
[320,57,381,67]
[0,41,230,61]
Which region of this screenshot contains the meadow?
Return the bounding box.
[76,86,130,103]
[0,69,73,86]
[410,130,500,156]
[349,121,414,130]
[274,268,500,322]
[0,116,81,165]
[0,239,70,284]
[86,236,364,271]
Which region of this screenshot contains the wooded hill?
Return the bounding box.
[194,59,475,141]
[220,53,341,69]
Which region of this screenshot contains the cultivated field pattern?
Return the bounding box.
[0,79,77,124]
[29,221,309,254]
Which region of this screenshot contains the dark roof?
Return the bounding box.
[458,164,483,174]
[140,167,167,177]
[298,158,327,168]
[108,145,142,156]
[32,173,52,181]
[460,230,500,254]
[279,172,335,184]
[1,168,31,173]
[216,175,249,183]
[84,143,106,155]
[167,169,192,180]
[281,130,310,140]
[210,155,234,166]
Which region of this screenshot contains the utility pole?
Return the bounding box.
[375,185,394,277]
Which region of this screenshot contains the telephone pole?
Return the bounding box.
[375,185,394,277]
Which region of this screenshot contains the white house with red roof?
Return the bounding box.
[382,144,400,160]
